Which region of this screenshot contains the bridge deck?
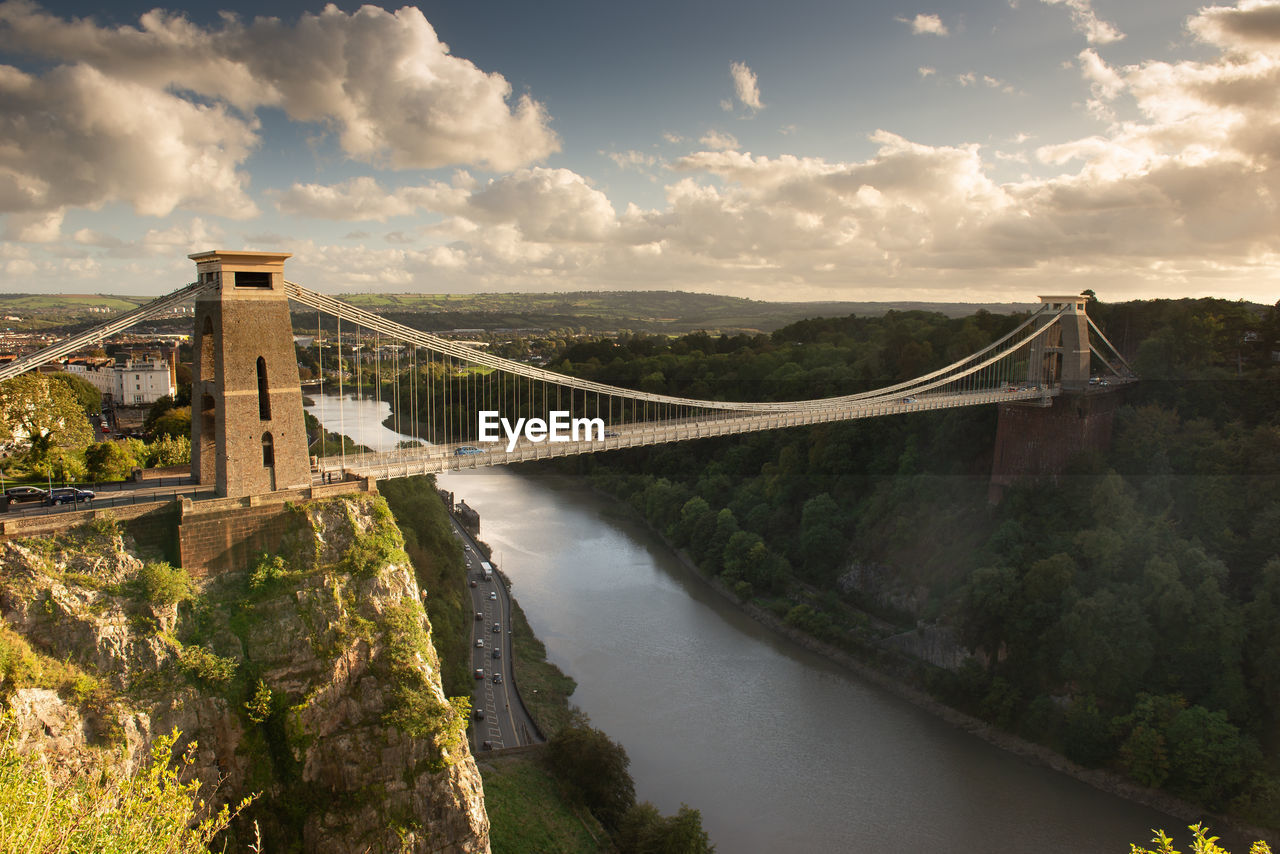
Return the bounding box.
[325,386,1059,478]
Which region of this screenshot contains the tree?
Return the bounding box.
[146,434,192,467]
[616,801,715,854]
[1244,558,1280,732]
[546,719,636,831]
[0,374,94,464]
[84,441,137,482]
[1131,824,1272,854]
[150,406,191,441]
[49,372,101,415]
[1165,705,1260,807]
[144,394,178,433]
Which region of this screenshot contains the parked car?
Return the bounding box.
[47,487,94,505]
[5,486,48,503]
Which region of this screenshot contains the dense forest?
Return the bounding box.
[442,297,1280,829]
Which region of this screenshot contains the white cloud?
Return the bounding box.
[1038,0,1124,44]
[729,61,764,112]
[4,209,63,242]
[278,168,617,243]
[0,1,559,228]
[0,62,259,227]
[275,176,467,222]
[1190,0,1280,51]
[918,66,937,77]
[899,13,949,36]
[10,0,1280,304]
[607,150,659,170]
[699,130,740,151]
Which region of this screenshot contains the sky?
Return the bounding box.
[1,0,1279,303]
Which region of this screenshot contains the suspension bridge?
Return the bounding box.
[0,251,1134,499]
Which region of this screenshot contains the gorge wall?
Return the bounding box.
[0,494,490,853]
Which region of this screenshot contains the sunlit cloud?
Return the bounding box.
[1038,0,1124,44]
[730,61,764,112]
[898,13,949,36]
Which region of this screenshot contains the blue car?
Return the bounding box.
[47,487,94,505]
[454,446,483,456]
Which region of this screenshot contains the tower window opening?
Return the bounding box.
[256,356,271,420]
[235,271,272,288]
[262,432,274,467]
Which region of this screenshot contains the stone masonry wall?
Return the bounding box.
[988,388,1123,502]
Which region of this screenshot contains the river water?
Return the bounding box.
[307,393,1192,853]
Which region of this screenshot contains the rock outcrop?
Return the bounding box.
[0,496,490,853]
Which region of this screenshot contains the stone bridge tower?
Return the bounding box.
[993,292,1121,501]
[189,250,311,498]
[1027,294,1092,390]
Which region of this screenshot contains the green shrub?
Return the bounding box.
[146,434,191,467]
[131,562,195,607]
[248,553,290,590]
[178,645,237,686]
[342,509,408,578]
[0,720,252,853]
[245,679,273,724]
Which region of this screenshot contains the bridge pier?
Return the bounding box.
[988,388,1123,503]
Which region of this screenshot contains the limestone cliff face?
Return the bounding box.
[0,497,490,854]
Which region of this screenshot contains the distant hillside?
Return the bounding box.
[333,291,1034,335]
[0,289,1034,336]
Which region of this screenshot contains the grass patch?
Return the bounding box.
[509,595,577,738]
[480,752,603,854]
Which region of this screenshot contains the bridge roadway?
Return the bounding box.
[324,385,1059,479]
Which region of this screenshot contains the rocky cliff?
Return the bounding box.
[0,496,490,853]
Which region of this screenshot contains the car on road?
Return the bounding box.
[474,668,485,679]
[469,580,478,588]
[488,591,497,600]
[47,487,94,505]
[492,649,501,659]
[481,740,492,751]
[491,674,503,685]
[475,638,484,648]
[5,486,48,503]
[473,708,485,721]
[492,623,501,633]
[604,430,620,438]
[454,445,483,456]
[475,612,483,621]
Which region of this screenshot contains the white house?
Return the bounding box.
[64,352,176,406]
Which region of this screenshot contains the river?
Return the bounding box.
[307,393,1195,853]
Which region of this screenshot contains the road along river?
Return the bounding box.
[308,393,1196,854]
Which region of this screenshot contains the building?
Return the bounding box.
[63,349,176,406]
